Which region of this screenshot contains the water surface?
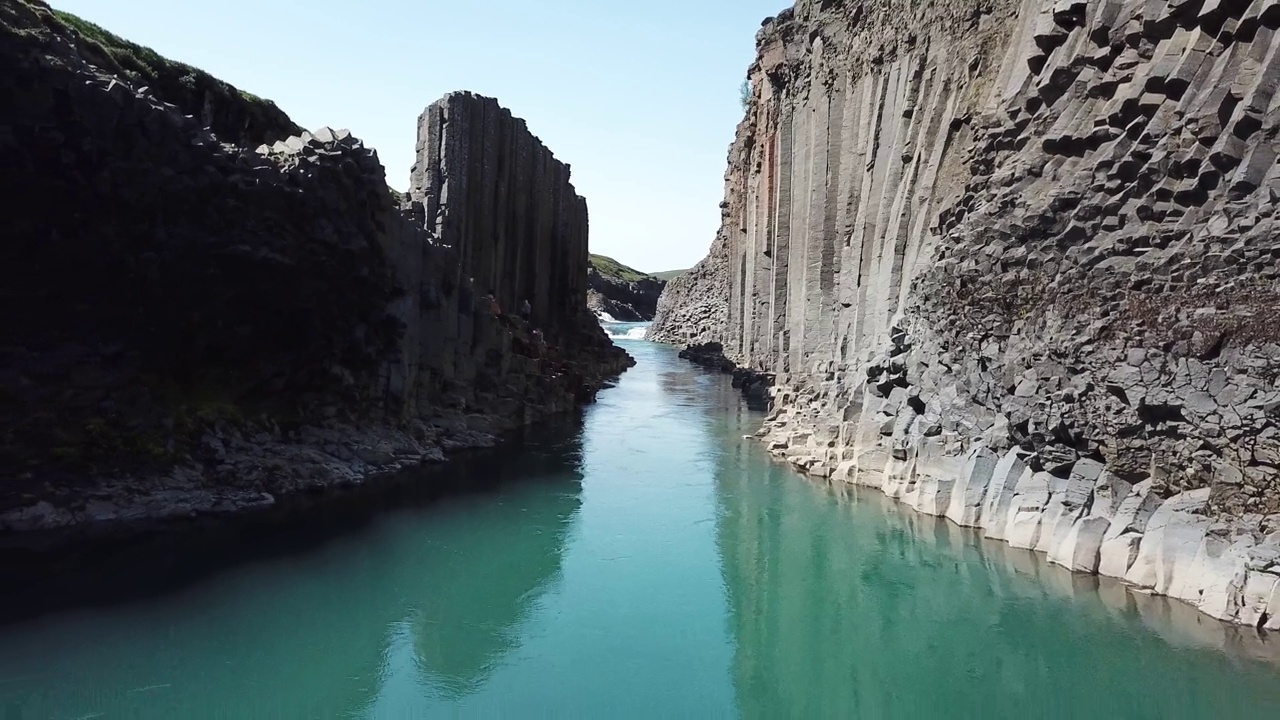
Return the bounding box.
[2,340,1279,718]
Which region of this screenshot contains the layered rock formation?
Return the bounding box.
[0,1,629,537]
[652,0,1280,627]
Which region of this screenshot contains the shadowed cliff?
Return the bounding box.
[0,0,630,537]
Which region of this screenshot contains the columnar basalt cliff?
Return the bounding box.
[0,1,629,537]
[652,0,1280,627]
[408,92,596,340]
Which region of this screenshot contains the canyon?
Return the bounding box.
[2,2,1280,712]
[652,0,1280,629]
[0,1,629,538]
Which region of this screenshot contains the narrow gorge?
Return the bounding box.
[652,0,1280,629]
[0,0,629,538]
[5,1,1280,713]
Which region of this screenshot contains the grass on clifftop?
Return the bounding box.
[589,254,656,283]
[652,269,687,281]
[52,8,258,104]
[34,2,298,144]
[52,9,202,87]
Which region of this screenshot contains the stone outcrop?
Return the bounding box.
[650,237,730,344]
[585,255,667,321]
[587,274,665,322]
[0,1,629,539]
[652,0,1280,628]
[408,92,599,341]
[46,5,300,147]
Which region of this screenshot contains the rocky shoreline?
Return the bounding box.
[0,344,629,544]
[666,340,1280,632]
[678,342,774,407]
[757,390,1280,631]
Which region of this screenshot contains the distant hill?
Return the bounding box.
[586,254,665,321]
[651,269,687,282]
[588,254,653,283]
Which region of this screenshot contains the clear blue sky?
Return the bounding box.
[52,0,787,273]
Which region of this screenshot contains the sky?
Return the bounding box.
[52,0,788,273]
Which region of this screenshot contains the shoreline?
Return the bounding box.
[0,413,591,624]
[769,409,1280,634]
[0,371,626,551]
[816,477,1280,667]
[667,344,1280,635]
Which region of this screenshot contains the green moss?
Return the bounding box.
[52,9,197,83]
[37,4,300,145]
[589,254,655,283]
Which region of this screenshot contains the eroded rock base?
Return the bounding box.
[760,382,1280,631]
[655,0,1280,630]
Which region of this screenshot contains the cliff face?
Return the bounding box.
[652,0,1280,627]
[585,255,667,321]
[0,1,629,536]
[408,93,597,340]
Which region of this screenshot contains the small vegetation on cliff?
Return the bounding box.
[740,79,751,110]
[589,254,656,283]
[38,3,299,145]
[52,9,177,79]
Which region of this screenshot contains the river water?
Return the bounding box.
[2,338,1280,718]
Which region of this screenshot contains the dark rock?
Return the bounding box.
[0,6,632,538]
[586,255,667,321]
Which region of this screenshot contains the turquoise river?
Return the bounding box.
[2,337,1280,718]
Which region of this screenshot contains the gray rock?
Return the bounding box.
[651,0,1280,629]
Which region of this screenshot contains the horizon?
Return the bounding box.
[49,0,789,273]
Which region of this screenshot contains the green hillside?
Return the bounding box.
[589,254,654,283]
[37,2,300,146]
[651,269,687,282]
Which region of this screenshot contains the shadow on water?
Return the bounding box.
[0,417,587,625]
[0,419,588,717]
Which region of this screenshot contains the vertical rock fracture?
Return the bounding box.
[651,0,1280,628]
[0,1,630,536]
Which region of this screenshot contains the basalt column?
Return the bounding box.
[410,92,591,343]
[652,0,1280,629]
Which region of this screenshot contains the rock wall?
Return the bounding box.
[0,1,629,538]
[586,263,667,322]
[652,0,1280,628]
[650,232,730,343]
[409,92,594,340]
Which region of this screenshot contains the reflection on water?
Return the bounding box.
[0,430,585,718]
[715,438,1280,718]
[0,341,1278,718]
[406,484,580,699]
